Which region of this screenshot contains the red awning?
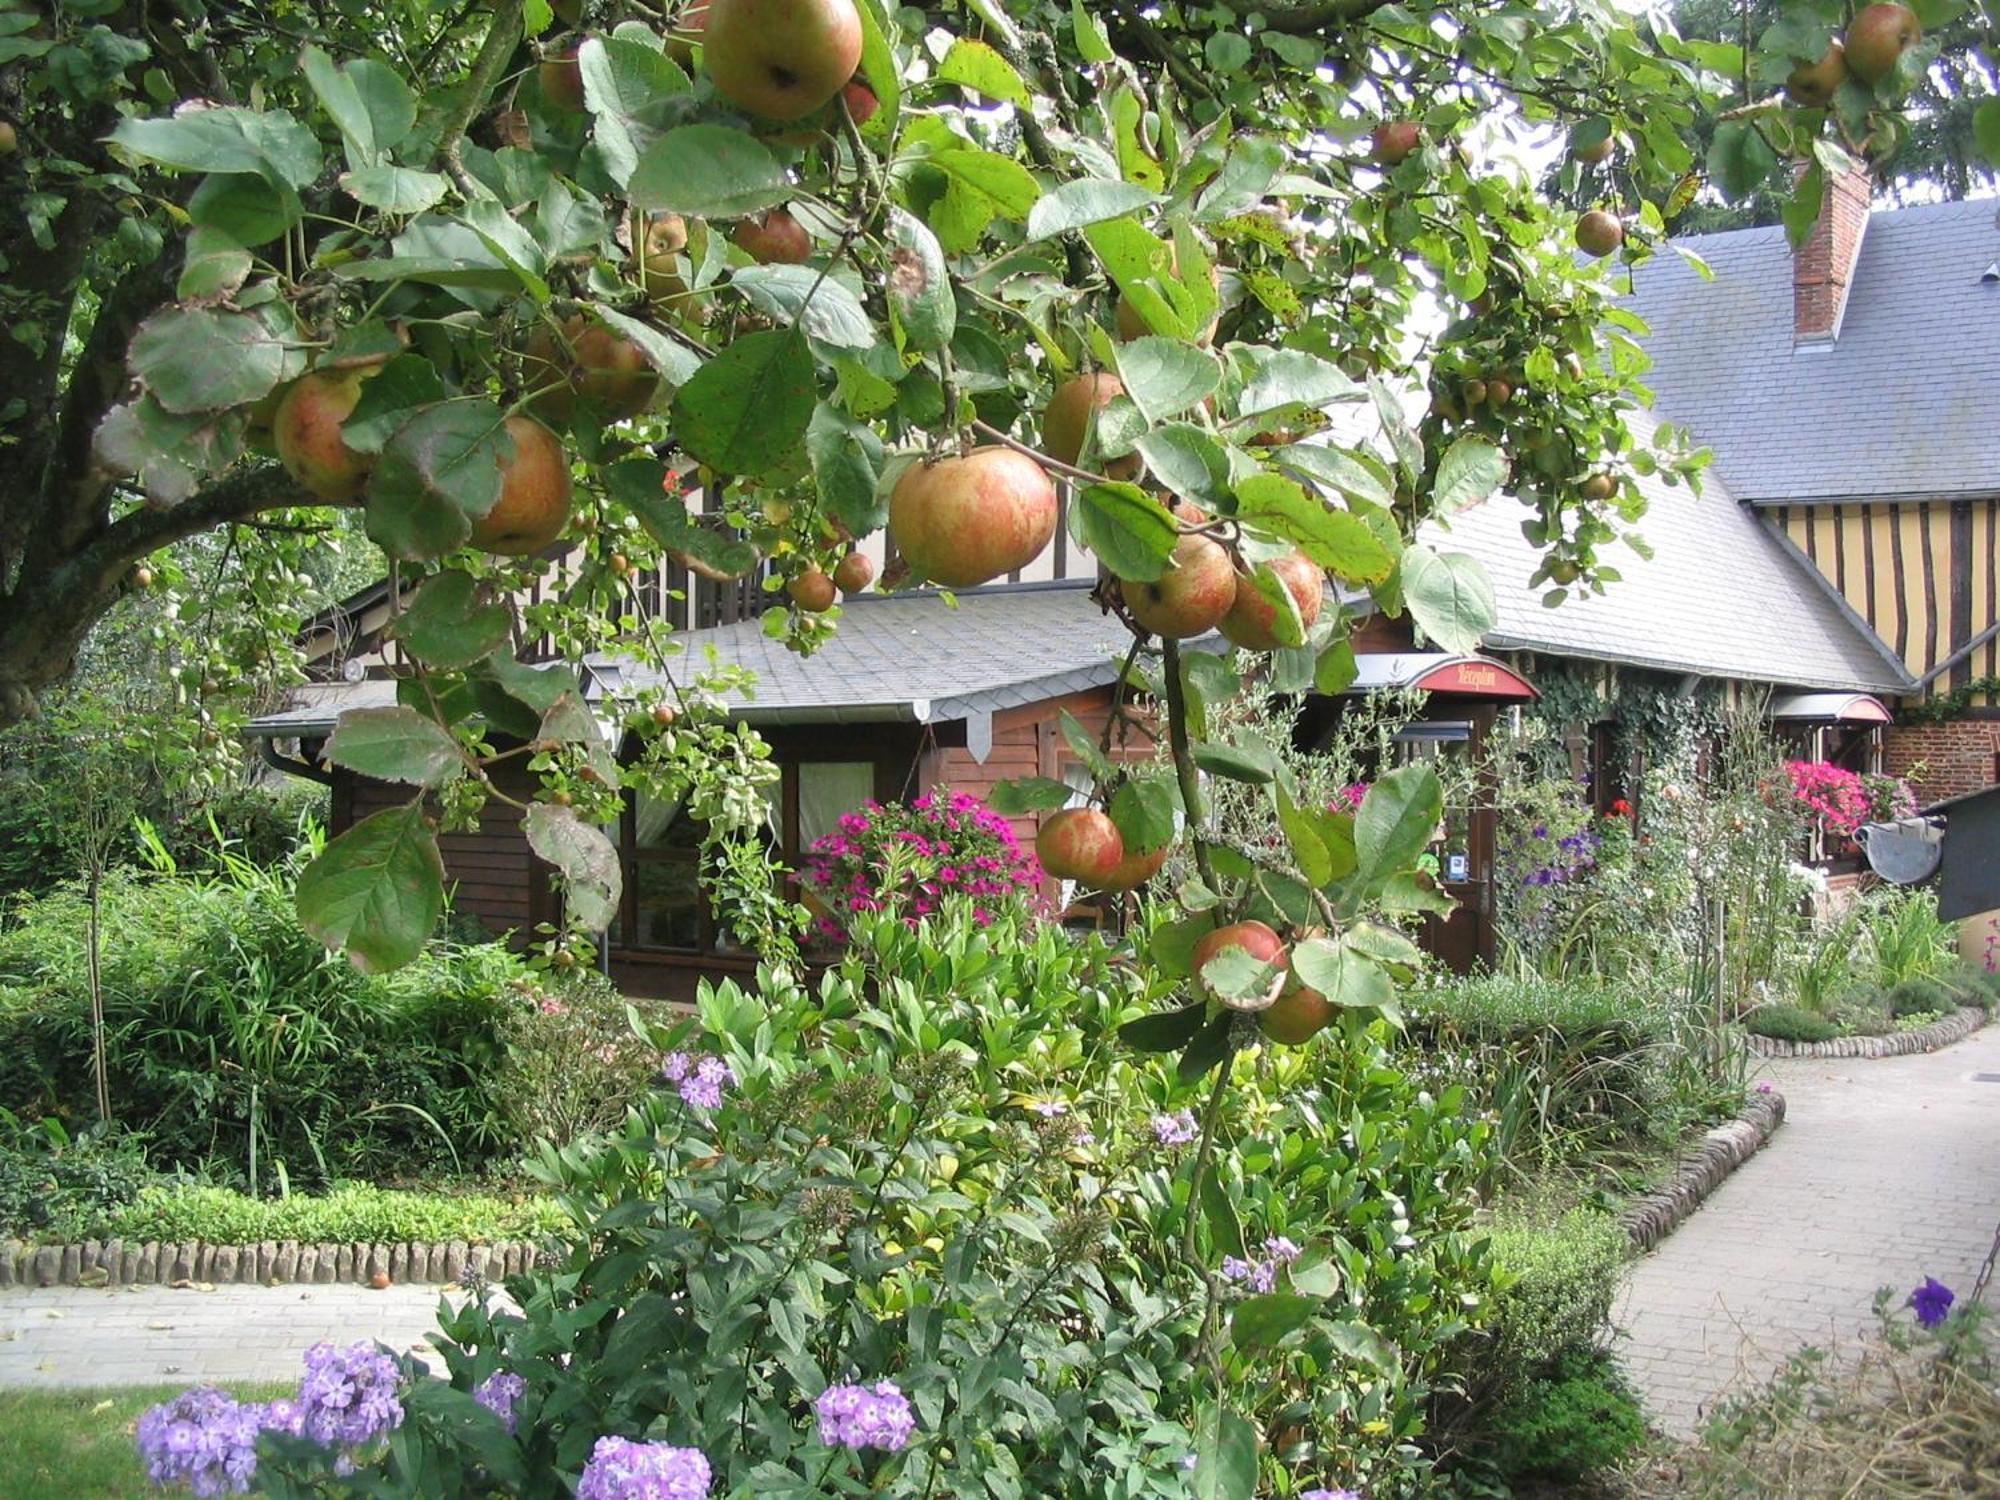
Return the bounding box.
[1346,652,1538,700]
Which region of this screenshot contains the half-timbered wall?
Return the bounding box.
[1774,498,2000,701]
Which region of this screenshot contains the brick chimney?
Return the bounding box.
[1794,163,1873,345]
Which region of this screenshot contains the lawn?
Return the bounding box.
[0,1384,289,1499]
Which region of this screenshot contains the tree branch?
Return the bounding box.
[434,0,526,197]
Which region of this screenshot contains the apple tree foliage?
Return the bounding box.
[0,0,1960,989]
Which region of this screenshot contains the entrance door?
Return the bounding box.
[1393,707,1496,973]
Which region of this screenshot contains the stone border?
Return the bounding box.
[1745,1004,1988,1061]
[1621,1090,1785,1253]
[0,1237,540,1289]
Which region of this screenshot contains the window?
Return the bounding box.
[617,758,878,956]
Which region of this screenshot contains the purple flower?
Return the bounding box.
[814,1379,916,1451]
[1029,1099,1068,1118]
[472,1371,526,1434]
[575,1435,712,1498]
[1264,1236,1302,1266]
[1755,1080,1773,1094]
[296,1340,404,1452]
[678,1055,734,1112]
[135,1388,300,1496]
[1301,1489,1364,1500]
[1151,1109,1198,1145]
[659,1052,692,1083]
[1909,1276,1955,1329]
[1220,1255,1277,1293]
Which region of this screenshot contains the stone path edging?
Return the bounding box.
[1620,1090,1785,1253]
[0,1236,538,1289]
[1745,1004,1987,1060]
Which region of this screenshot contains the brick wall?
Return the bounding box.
[1884,718,2000,802]
[1793,164,1872,342]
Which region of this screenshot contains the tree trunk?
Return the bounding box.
[86,858,111,1124]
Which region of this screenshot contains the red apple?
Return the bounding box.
[469,416,573,555]
[666,0,707,67]
[540,44,586,111]
[523,314,659,422]
[1042,373,1140,481]
[842,78,879,126]
[1098,842,1170,891]
[1191,920,1288,1007]
[1370,120,1422,165]
[1036,808,1126,885]
[832,551,875,594]
[1574,210,1624,259]
[1844,2,1919,83]
[787,569,836,612]
[1261,982,1334,1044]
[273,368,376,502]
[732,207,812,264]
[1218,550,1324,652]
[703,0,863,120]
[888,447,1058,588]
[1123,512,1238,640]
[1787,41,1850,106]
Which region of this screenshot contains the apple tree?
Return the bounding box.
[0,0,1958,975]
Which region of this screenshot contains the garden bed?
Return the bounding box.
[1619,1088,1786,1252]
[1744,1005,1987,1060]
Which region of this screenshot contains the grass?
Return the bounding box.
[0,1383,289,1499]
[101,1180,565,1246]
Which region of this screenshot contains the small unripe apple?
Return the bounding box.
[1463,378,1488,406]
[609,552,631,575]
[832,551,875,594]
[1036,808,1126,885]
[653,703,678,725]
[1580,471,1616,501]
[132,565,154,589]
[1844,2,1919,83]
[370,1271,392,1290]
[0,122,17,157]
[787,569,837,612]
[1787,41,1850,106]
[1370,120,1422,165]
[732,208,812,264]
[540,44,586,111]
[1486,378,1513,405]
[1574,210,1624,259]
[1570,129,1615,164]
[552,790,574,806]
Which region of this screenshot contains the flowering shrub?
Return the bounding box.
[499,968,664,1147]
[1785,760,1916,840]
[801,788,1042,939]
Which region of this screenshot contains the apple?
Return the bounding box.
[1218,550,1324,652]
[638,213,706,315]
[469,416,573,555]
[1036,808,1126,885]
[0,122,17,157]
[1097,842,1170,891]
[273,368,376,502]
[787,570,837,612]
[1191,920,1287,1006]
[832,551,875,594]
[540,44,586,111]
[1042,373,1140,480]
[1844,3,1919,83]
[842,78,879,126]
[1574,209,1624,259]
[1787,41,1849,106]
[131,565,154,589]
[1369,120,1421,165]
[732,208,812,264]
[1260,982,1334,1044]
[1580,471,1616,501]
[524,315,659,421]
[1570,129,1615,164]
[888,446,1058,588]
[1114,245,1221,343]
[666,0,707,67]
[1463,377,1488,406]
[703,0,863,120]
[1123,509,1237,640]
[1486,377,1513,405]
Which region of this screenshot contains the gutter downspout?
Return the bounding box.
[257,735,333,786]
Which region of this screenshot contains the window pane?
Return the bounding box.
[635,790,699,851]
[797,762,875,849]
[634,858,702,950]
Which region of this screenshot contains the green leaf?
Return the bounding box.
[324,706,466,788]
[608,458,762,580]
[523,802,623,931]
[936,38,1028,105]
[1237,348,1360,418]
[476,652,579,716]
[1201,945,1281,1009]
[1119,1001,1207,1053]
[1190,1403,1258,1500]
[1277,789,1332,886]
[1234,472,1395,583]
[1708,120,1779,203]
[577,35,691,189]
[1325,1318,1399,1375]
[1192,741,1277,784]
[1177,1012,1234,1084]
[1241,562,1307,647]
[1116,336,1221,425]
[296,803,445,973]
[340,166,449,214]
[1150,912,1218,978]
[988,776,1076,813]
[1075,482,1179,582]
[1354,763,1443,888]
[1314,636,1358,695]
[396,570,513,670]
[1058,708,1114,781]
[1025,178,1160,242]
[1290,936,1394,1011]
[1110,778,1177,854]
[1345,921,1423,969]
[1230,1293,1317,1355]
[628,126,792,218]
[884,209,955,352]
[110,106,322,188]
[1782,161,1826,250]
[128,307,287,414]
[806,403,888,536]
[341,355,446,454]
[301,45,414,169]
[1975,98,2000,168]
[732,264,875,350]
[925,146,1042,254]
[177,230,254,301]
[590,303,705,386]
[1274,442,1394,507]
[1071,0,1115,62]
[1400,545,1495,653]
[365,401,513,561]
[1134,424,1229,508]
[1204,31,1252,72]
[93,396,244,506]
[188,172,296,246]
[852,0,901,137]
[1432,437,1507,516]
[670,329,816,476]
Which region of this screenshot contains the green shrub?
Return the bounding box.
[1956,964,2000,1013]
[1747,1002,1841,1043]
[1485,1352,1648,1482]
[1863,888,1957,988]
[105,1182,562,1245]
[498,968,664,1147]
[1483,1207,1629,1380]
[1888,975,1958,1020]
[0,1112,153,1241]
[0,852,531,1188]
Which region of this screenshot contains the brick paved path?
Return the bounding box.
[0,1282,455,1387]
[1615,1017,2000,1437]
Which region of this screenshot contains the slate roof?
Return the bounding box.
[248,582,1140,735]
[1425,414,1913,694]
[1618,197,2000,504]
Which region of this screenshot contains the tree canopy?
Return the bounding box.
[0,0,1976,970]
